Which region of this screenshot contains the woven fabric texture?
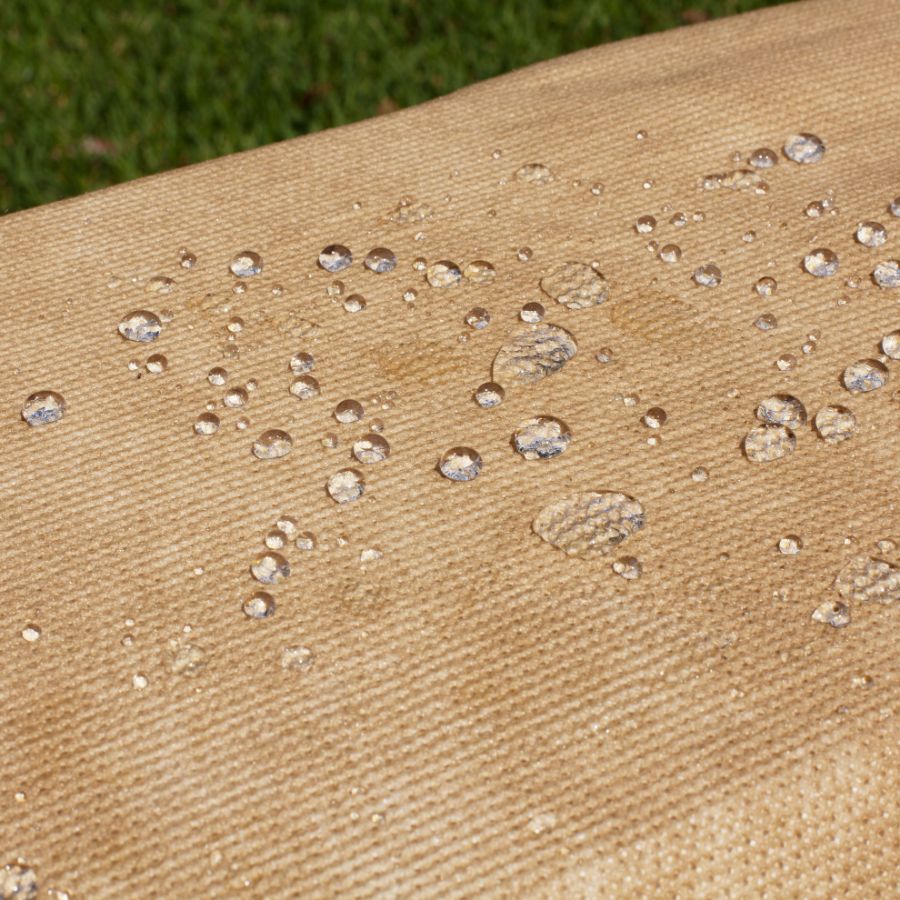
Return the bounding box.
[1,0,898,896]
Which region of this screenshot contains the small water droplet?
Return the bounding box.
[514,163,552,185]
[742,230,756,243]
[757,394,807,429]
[855,221,887,248]
[145,353,168,374]
[776,353,798,371]
[691,466,709,483]
[803,248,839,277]
[590,182,604,196]
[512,416,572,460]
[364,248,397,274]
[539,262,609,309]
[881,330,900,360]
[612,556,642,579]
[22,625,41,642]
[843,359,888,393]
[426,260,462,287]
[778,535,803,555]
[118,310,162,342]
[743,424,796,463]
[251,429,292,459]
[296,532,316,551]
[318,244,353,273]
[749,147,778,169]
[281,646,314,670]
[289,375,320,400]
[520,301,545,323]
[635,129,647,141]
[755,276,777,297]
[516,247,534,262]
[439,447,482,481]
[264,528,287,550]
[352,433,390,464]
[342,294,366,313]
[229,251,262,278]
[359,548,383,563]
[692,264,722,287]
[402,288,418,303]
[463,260,496,284]
[194,412,220,435]
[327,468,365,503]
[783,133,825,164]
[814,405,857,444]
[243,591,276,619]
[474,382,505,408]
[251,552,290,584]
[179,248,197,269]
[334,399,364,424]
[21,391,66,426]
[132,673,149,690]
[872,259,900,288]
[658,244,682,264]
[207,367,227,386]
[146,275,175,295]
[465,307,491,330]
[811,599,850,627]
[225,316,244,335]
[641,406,667,428]
[533,492,645,557]
[223,386,248,408]
[754,313,778,331]
[669,212,687,228]
[595,347,614,364]
[635,215,657,234]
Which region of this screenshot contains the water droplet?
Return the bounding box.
[669,212,687,228]
[658,244,682,264]
[691,466,709,483]
[327,468,365,503]
[194,412,220,435]
[539,262,609,310]
[778,535,803,555]
[1,863,38,899]
[855,221,887,248]
[872,259,900,288]
[118,309,162,342]
[805,200,825,218]
[743,424,796,463]
[264,528,287,550]
[635,215,656,234]
[132,673,149,689]
[635,129,647,140]
[491,149,503,160]
[757,394,807,429]
[342,294,366,313]
[814,405,856,444]
[439,447,482,481]
[289,375,321,400]
[520,302,545,323]
[226,316,244,335]
[612,556,642,579]
[232,282,247,296]
[701,169,765,191]
[595,347,614,364]
[251,430,292,459]
[533,492,645,558]
[144,353,168,374]
[223,386,248,408]
[402,288,418,303]
[146,275,175,295]
[318,244,353,273]
[742,230,756,243]
[516,247,534,262]
[426,260,462,288]
[207,367,227,386]
[250,552,290,584]
[835,556,900,604]
[492,323,577,385]
[229,251,262,277]
[179,248,197,269]
[692,264,722,287]
[463,260,496,284]
[642,179,654,190]
[641,406,667,429]
[754,276,777,297]
[875,538,896,554]
[243,591,276,619]
[755,313,778,331]
[22,625,41,642]
[364,248,397,274]
[783,133,825,164]
[590,182,604,196]
[465,307,491,329]
[359,548,383,563]
[21,391,66,426]
[748,147,778,169]
[352,433,390,464]
[776,353,798,371]
[514,163,552,185]
[281,646,314,670]
[334,399,364,424]
[803,248,839,277]
[474,382,505,408]
[811,599,850,628]
[512,416,572,460]
[296,531,316,551]
[881,330,900,360]
[843,358,888,393]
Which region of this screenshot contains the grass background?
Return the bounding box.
[1,0,787,213]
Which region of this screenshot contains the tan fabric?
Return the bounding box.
[1,0,898,896]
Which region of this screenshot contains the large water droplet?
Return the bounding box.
[0,862,38,899]
[882,330,900,360]
[814,405,856,444]
[783,133,825,164]
[803,248,839,277]
[514,163,552,185]
[492,323,577,386]
[658,244,682,264]
[223,386,248,408]
[641,406,667,429]
[778,535,803,555]
[352,434,390,464]
[229,251,262,277]
[539,262,609,310]
[439,447,483,481]
[512,416,572,460]
[748,147,778,169]
[327,468,365,503]
[533,491,645,558]
[318,244,353,272]
[252,430,293,459]
[756,394,807,429]
[289,375,321,400]
[843,359,888,393]
[834,556,900,604]
[855,221,887,248]
[743,424,796,463]
[334,399,364,424]
[872,259,900,288]
[21,391,66,426]
[634,215,656,234]
[250,552,290,584]
[194,412,220,435]
[426,260,462,288]
[208,367,227,386]
[364,248,397,273]
[463,260,497,284]
[118,310,162,342]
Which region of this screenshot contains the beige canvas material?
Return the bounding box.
[1,0,898,896]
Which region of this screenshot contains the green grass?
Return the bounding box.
[0,0,787,213]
